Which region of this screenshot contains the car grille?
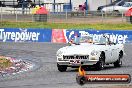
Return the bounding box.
[63,55,89,60]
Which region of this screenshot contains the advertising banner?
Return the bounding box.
[52,29,66,43]
[0,28,52,42]
[1,28,132,43]
[52,29,132,44]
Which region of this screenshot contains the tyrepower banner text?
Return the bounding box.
[52,29,132,44]
[1,28,132,43]
[0,28,52,42]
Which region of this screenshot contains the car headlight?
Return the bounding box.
[122,45,124,48]
[91,50,99,56]
[56,50,63,57]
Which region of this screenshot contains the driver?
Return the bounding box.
[87,38,93,43]
[74,35,80,45]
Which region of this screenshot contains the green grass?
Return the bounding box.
[0,21,132,30]
[0,57,12,70]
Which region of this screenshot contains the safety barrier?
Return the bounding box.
[52,29,132,44]
[0,28,52,42]
[0,28,132,44]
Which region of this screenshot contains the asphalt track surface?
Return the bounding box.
[0,42,132,88]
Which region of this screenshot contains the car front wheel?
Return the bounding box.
[96,59,105,70]
[95,53,105,70]
[57,63,67,72]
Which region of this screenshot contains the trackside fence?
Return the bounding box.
[0,7,128,23]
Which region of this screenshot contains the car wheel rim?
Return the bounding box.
[119,53,123,66]
[100,61,104,69]
[119,59,122,65]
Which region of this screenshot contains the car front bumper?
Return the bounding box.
[57,60,98,66]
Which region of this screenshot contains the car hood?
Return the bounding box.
[58,43,99,55]
[114,6,129,11]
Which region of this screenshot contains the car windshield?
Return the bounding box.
[95,37,108,45]
[80,36,93,43]
[79,35,108,45]
[123,2,132,7]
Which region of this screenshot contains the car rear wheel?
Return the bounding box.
[112,10,120,16]
[114,52,123,67]
[57,64,67,72]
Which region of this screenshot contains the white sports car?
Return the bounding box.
[101,2,132,14]
[56,35,124,72]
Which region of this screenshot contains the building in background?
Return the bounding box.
[0,0,128,11]
[31,0,113,11]
[33,0,115,11]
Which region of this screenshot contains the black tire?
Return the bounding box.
[57,64,67,72]
[112,10,120,16]
[114,52,123,67]
[96,53,105,70]
[76,75,87,85]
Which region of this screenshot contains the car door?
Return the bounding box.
[110,44,119,62]
[104,44,113,63]
[99,37,113,63]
